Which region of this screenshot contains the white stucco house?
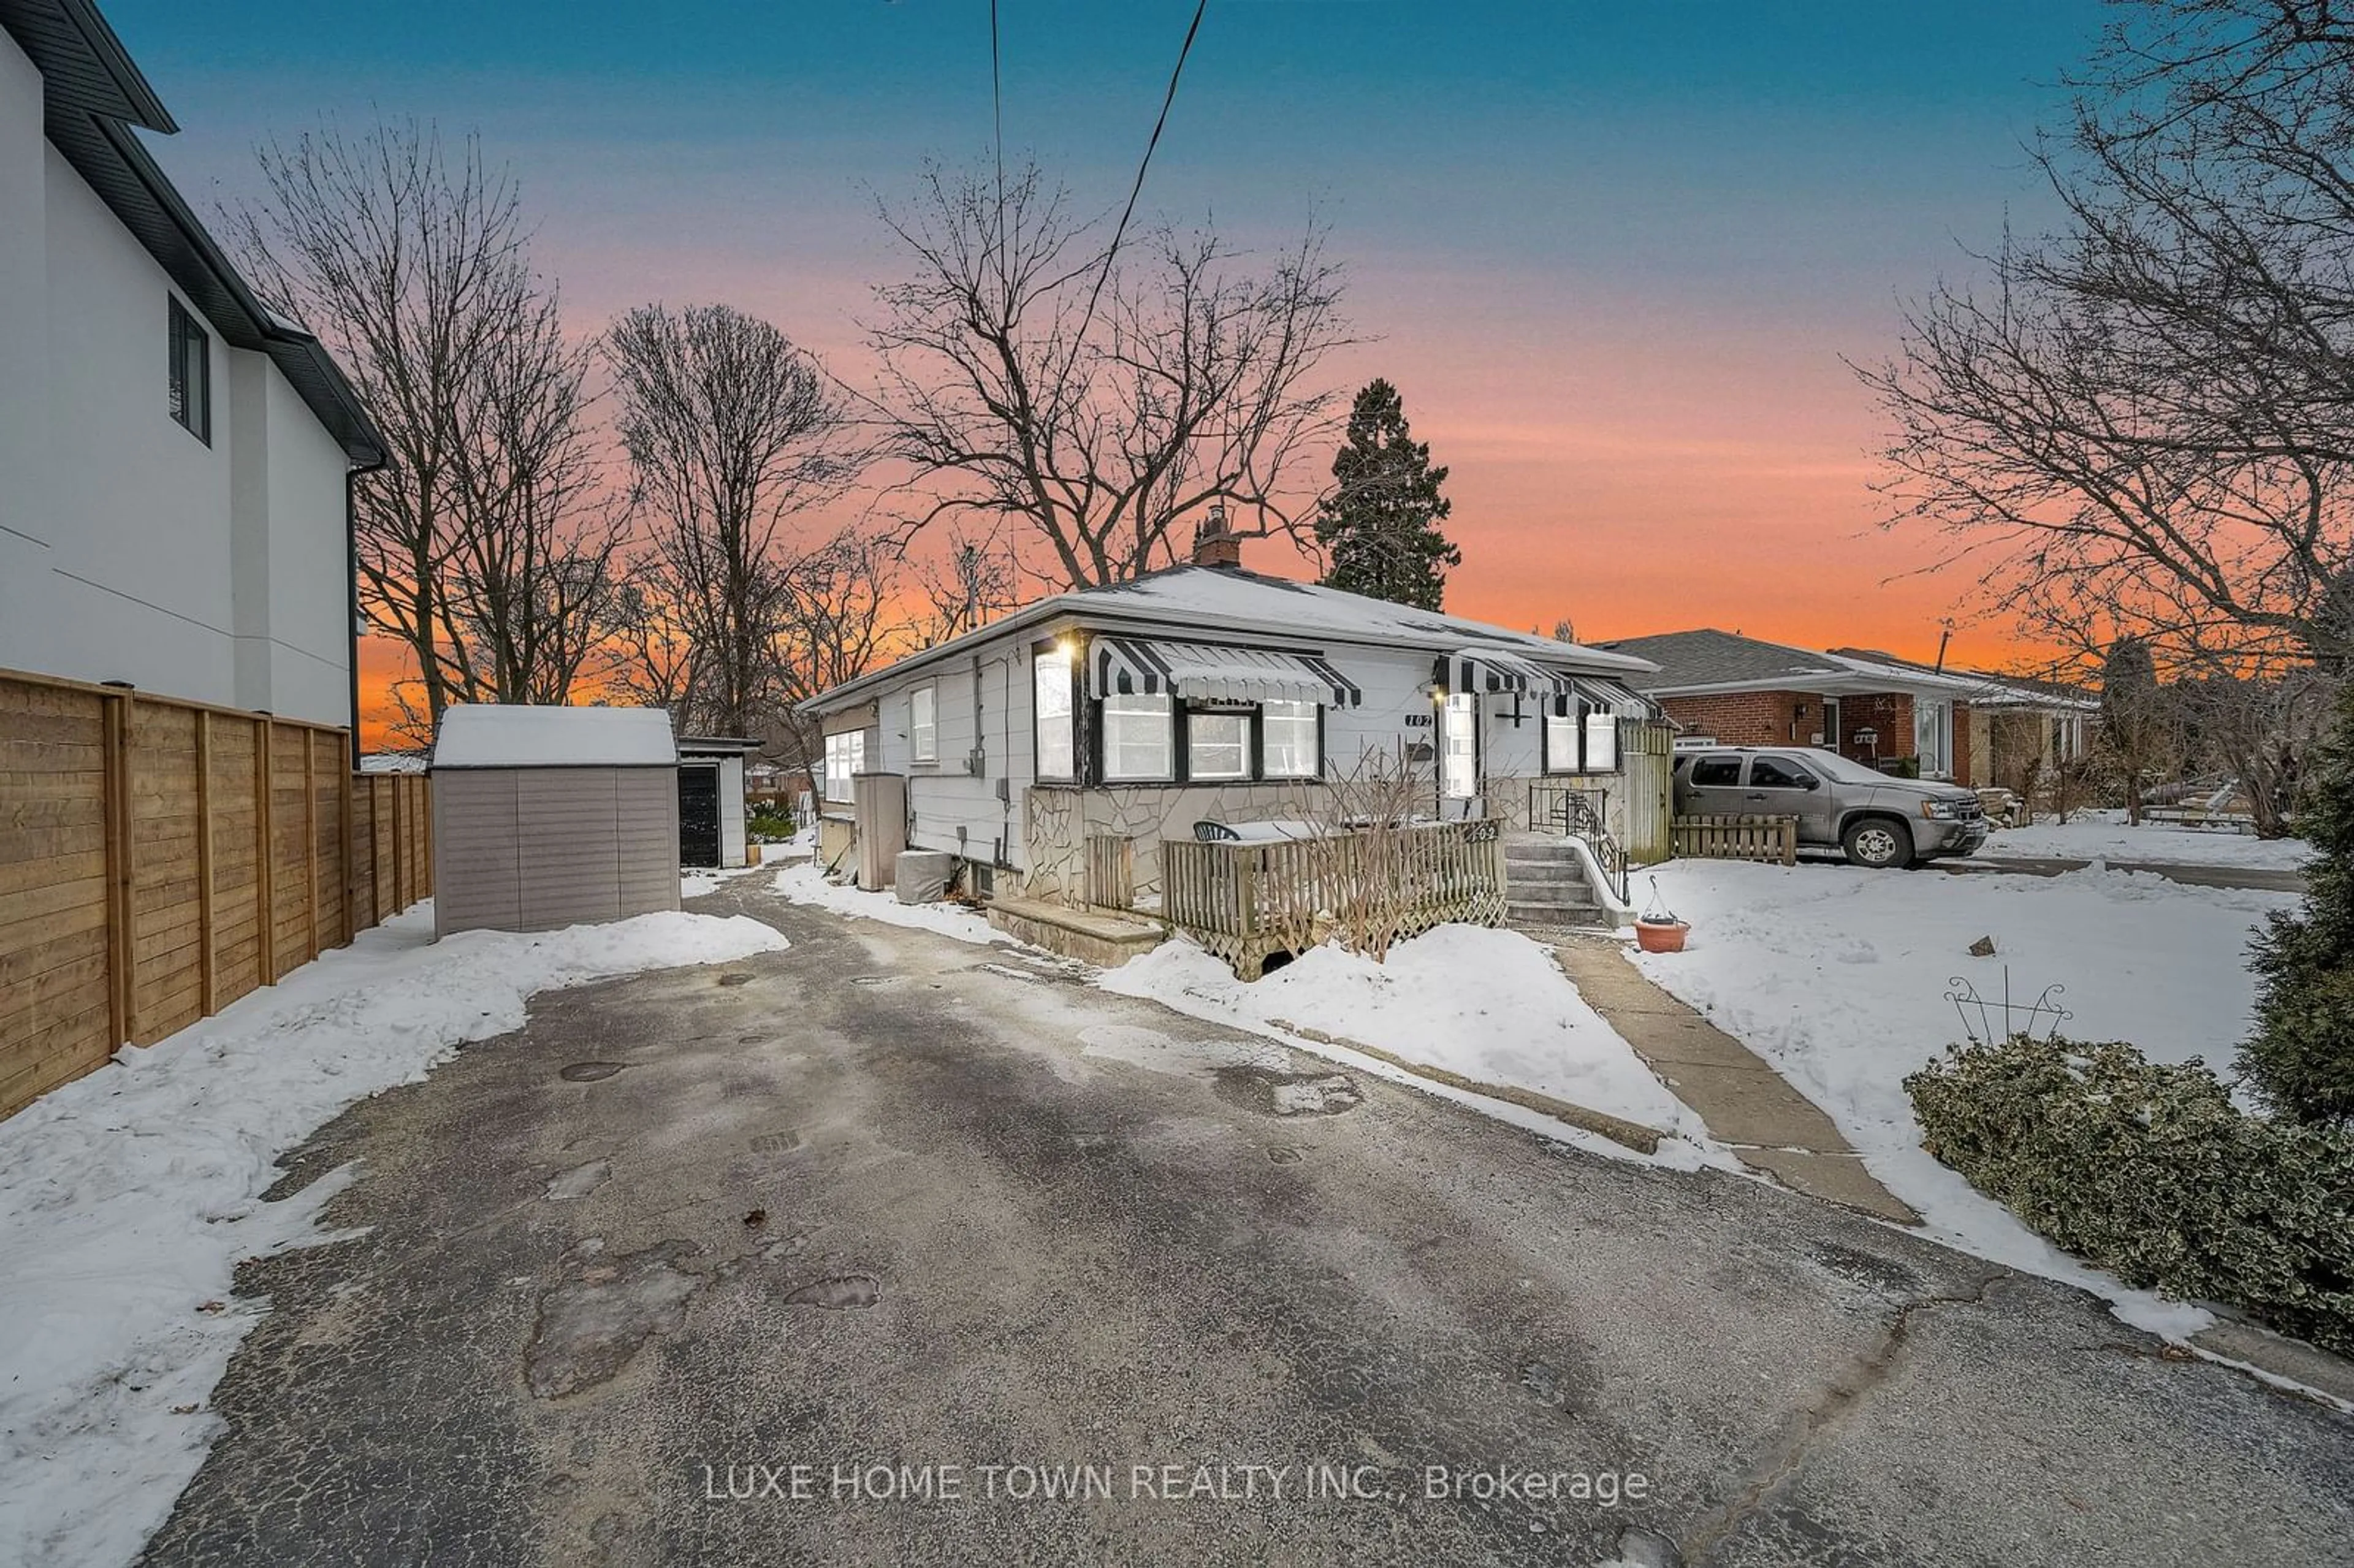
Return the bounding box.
[800,519,1666,909]
[0,0,383,737]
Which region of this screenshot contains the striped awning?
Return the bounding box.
[1577,676,1658,719]
[1442,645,1577,698]
[1089,637,1363,707]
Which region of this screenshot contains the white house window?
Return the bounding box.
[168,297,210,444]
[1583,710,1618,773]
[1103,694,1174,782]
[910,683,938,763]
[1261,700,1319,778]
[1035,646,1076,781]
[1544,700,1578,775]
[1187,710,1251,781]
[823,731,865,804]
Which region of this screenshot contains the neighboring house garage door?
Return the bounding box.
[679,765,721,867]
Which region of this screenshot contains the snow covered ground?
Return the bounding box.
[0,905,788,1568]
[771,859,1007,945]
[1983,808,2309,870]
[1102,927,1712,1148]
[1627,857,2295,1330]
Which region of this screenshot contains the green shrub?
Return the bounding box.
[2245,674,2354,1126]
[1906,1035,2354,1355]
[747,805,796,841]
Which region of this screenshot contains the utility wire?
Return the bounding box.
[990,0,1005,216]
[1068,0,1208,365]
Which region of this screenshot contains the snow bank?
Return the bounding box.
[0,905,788,1568]
[1629,858,2295,1326]
[771,861,1005,945]
[1986,809,2309,871]
[1100,925,1712,1147]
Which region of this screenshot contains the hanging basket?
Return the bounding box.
[1633,875,1688,953]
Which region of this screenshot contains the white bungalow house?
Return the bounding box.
[800,520,1665,917]
[0,0,383,741]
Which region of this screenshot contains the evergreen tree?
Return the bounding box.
[1314,379,1460,609]
[2100,636,2166,823]
[2245,678,2354,1126]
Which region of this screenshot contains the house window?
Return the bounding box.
[823,731,865,804]
[1583,710,1618,773]
[1035,645,1076,781]
[1544,699,1578,774]
[1187,710,1251,781]
[168,297,210,444]
[910,683,938,764]
[1102,694,1174,782]
[1261,700,1320,778]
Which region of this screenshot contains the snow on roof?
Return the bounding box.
[431,705,677,769]
[805,566,1653,713]
[357,752,427,774]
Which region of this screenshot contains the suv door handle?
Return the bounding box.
[1743,793,1766,801]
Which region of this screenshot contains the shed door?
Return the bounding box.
[679,765,721,866]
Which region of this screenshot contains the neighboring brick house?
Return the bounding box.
[1596,630,1998,782]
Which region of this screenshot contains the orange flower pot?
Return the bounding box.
[1634,919,1689,954]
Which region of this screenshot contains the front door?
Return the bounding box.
[679,765,722,866]
[1441,693,1479,807]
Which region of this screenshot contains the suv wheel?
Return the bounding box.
[1843,816,1914,870]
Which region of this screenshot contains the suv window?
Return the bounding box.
[1688,755,1742,787]
[1748,756,1816,790]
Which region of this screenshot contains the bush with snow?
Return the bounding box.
[1906,1035,2354,1354]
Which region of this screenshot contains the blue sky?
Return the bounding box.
[104,0,2116,660]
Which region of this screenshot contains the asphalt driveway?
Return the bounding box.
[140,879,2354,1567]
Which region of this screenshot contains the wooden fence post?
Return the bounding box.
[195,710,215,1013]
[255,718,274,984]
[302,728,318,962]
[340,759,356,945]
[101,690,134,1047]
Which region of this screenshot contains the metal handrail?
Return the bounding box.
[1530,780,1628,906]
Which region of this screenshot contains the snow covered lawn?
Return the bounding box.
[1101,925,1715,1151]
[771,860,1006,946]
[1628,858,2295,1317]
[1984,808,2309,870]
[0,904,788,1568]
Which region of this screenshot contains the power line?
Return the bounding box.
[1068,0,1208,364]
[990,0,1005,215]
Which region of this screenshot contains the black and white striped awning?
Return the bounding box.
[1441,645,1577,698]
[1539,676,1658,719]
[1089,637,1362,707]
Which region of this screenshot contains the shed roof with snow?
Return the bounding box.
[431,704,679,770]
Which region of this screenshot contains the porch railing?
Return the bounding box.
[1528,779,1628,905]
[1160,820,1505,980]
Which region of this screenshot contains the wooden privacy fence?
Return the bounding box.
[1084,834,1135,911]
[1,669,433,1121]
[1672,813,1799,867]
[1162,820,1504,980]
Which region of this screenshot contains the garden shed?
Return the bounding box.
[429,705,681,939]
[677,735,761,867]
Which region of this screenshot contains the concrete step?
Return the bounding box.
[1507,900,1606,924]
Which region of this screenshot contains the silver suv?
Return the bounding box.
[1671,746,1987,868]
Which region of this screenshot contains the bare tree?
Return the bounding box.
[2173,660,2329,835]
[866,161,1351,587]
[1857,2,2354,674]
[436,291,624,706]
[908,528,1026,648]
[604,303,858,736]
[602,581,704,716]
[230,121,552,725]
[771,527,904,767]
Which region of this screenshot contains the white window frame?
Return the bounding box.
[1260,699,1320,780]
[1102,693,1175,783]
[1583,710,1618,774]
[1441,693,1479,800]
[909,683,938,764]
[1035,646,1076,782]
[1544,699,1579,775]
[1915,698,1953,778]
[823,731,865,804]
[1186,709,1252,782]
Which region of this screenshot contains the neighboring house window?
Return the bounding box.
[1035,645,1076,781]
[1261,700,1320,779]
[1187,710,1251,781]
[168,297,210,444]
[1583,709,1618,773]
[910,683,938,764]
[823,731,865,804]
[1102,694,1174,782]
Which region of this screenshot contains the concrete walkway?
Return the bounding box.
[1553,937,1921,1225]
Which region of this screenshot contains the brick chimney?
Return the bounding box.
[1190,504,1242,569]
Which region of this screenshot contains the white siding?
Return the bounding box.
[433,765,682,938]
[879,648,1035,870]
[0,38,353,726]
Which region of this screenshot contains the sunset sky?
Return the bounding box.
[104,0,2111,742]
